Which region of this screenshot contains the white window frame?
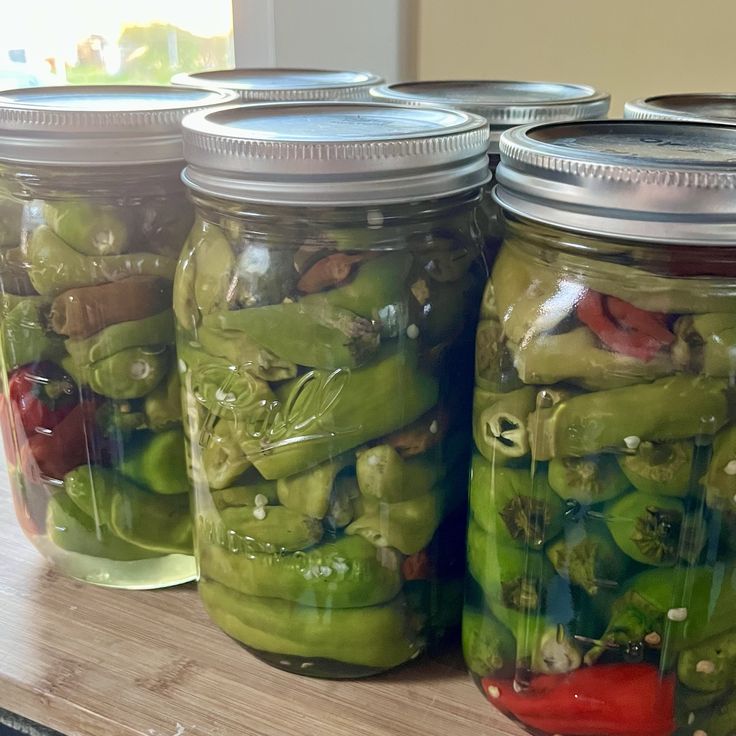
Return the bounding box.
[232,0,277,67]
[231,0,417,83]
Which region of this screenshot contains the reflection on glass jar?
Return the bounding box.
[177,101,490,677]
[0,85,236,588]
[464,120,736,736]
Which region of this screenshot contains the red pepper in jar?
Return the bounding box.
[481,663,675,736]
[26,400,98,480]
[605,296,674,345]
[0,393,20,467]
[384,407,449,458]
[297,253,369,294]
[666,246,736,277]
[8,362,77,437]
[576,291,674,362]
[402,549,433,580]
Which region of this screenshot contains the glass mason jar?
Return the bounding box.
[172,68,383,102]
[626,93,736,124]
[177,102,490,677]
[370,81,610,259]
[0,184,22,248]
[0,85,236,588]
[464,120,736,736]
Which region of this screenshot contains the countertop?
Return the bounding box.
[0,465,526,736]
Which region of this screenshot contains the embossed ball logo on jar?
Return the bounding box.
[194,362,357,457]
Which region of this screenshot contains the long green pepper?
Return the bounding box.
[199,579,422,669]
[529,375,729,460]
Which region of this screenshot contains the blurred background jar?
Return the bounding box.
[370,81,610,258]
[172,67,383,102]
[626,92,736,124]
[464,119,736,736]
[0,84,236,588]
[176,101,489,677]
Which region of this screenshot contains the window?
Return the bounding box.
[0,1,413,91]
[0,0,234,87]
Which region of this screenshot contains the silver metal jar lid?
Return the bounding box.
[625,94,736,125]
[0,85,238,166]
[172,68,383,102]
[494,120,736,245]
[370,81,610,153]
[181,101,491,206]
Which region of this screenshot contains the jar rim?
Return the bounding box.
[181,101,491,205]
[172,68,383,101]
[495,119,736,245]
[370,80,610,153]
[0,85,238,166]
[625,93,736,125]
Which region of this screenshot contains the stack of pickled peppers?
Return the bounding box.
[175,102,491,676]
[1,190,195,569]
[176,208,483,675]
[0,85,237,587]
[463,120,736,736]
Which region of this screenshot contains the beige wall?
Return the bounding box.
[415,0,736,115]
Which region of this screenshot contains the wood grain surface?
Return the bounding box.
[0,463,526,736]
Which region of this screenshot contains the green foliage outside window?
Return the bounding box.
[66,23,233,85]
